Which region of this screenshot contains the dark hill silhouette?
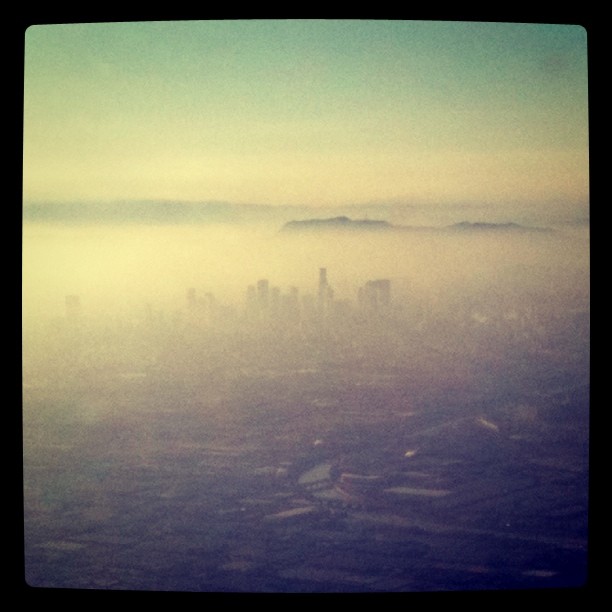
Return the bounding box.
[23,200,552,233]
[280,217,550,233]
[447,221,550,233]
[281,216,392,231]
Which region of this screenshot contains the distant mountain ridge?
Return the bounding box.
[448,221,549,232]
[281,216,393,231]
[280,217,551,233]
[24,200,388,225]
[23,200,556,231]
[22,200,244,224]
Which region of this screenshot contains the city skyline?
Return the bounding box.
[60,266,395,323]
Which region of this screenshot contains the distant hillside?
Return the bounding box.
[280,217,550,234]
[22,200,422,225]
[23,200,412,226]
[23,200,554,232]
[22,200,241,224]
[281,216,393,232]
[447,221,550,233]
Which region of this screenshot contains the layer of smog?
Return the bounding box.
[22,209,589,593]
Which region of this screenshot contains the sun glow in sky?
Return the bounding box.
[23,19,589,218]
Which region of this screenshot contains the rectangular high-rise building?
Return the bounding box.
[376,279,391,307]
[257,279,270,315]
[319,268,327,293]
[318,268,332,317]
[257,279,269,300]
[361,279,391,312]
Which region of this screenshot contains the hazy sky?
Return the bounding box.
[23,19,589,216]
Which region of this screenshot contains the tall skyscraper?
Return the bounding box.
[318,268,333,317]
[360,279,392,313]
[375,279,391,307]
[319,268,327,295]
[257,279,269,307]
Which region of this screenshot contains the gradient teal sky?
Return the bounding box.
[23,19,589,217]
